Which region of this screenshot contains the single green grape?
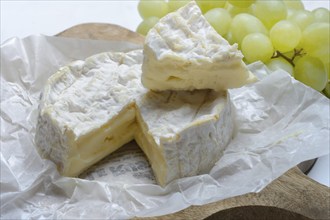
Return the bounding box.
[230,13,268,44]
[294,56,328,92]
[325,61,330,79]
[136,17,159,36]
[253,0,288,29]
[241,33,274,63]
[287,8,298,18]
[287,10,314,31]
[270,20,302,53]
[323,81,330,98]
[225,3,253,17]
[321,59,330,98]
[302,22,330,46]
[225,31,237,45]
[313,8,330,23]
[283,0,304,10]
[204,8,232,36]
[266,57,294,75]
[138,0,168,19]
[168,0,190,12]
[302,22,330,61]
[324,63,330,94]
[228,0,255,8]
[310,47,330,70]
[196,0,226,13]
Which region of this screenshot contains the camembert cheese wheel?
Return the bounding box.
[35,50,233,186]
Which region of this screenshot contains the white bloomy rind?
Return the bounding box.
[35,50,234,186]
[142,1,256,91]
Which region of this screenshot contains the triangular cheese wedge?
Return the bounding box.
[35,50,233,186]
[142,1,256,91]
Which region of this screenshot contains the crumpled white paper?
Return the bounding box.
[1,35,329,219]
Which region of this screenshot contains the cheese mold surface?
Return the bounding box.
[35,49,234,186]
[142,1,256,91]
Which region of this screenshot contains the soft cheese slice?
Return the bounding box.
[35,50,233,186]
[142,1,256,91]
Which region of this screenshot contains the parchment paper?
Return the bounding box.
[1,35,329,219]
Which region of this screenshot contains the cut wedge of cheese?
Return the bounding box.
[35,50,234,186]
[142,1,256,91]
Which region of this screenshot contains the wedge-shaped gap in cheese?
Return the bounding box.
[35,50,234,187]
[79,140,157,185]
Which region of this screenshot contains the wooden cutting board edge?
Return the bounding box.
[56,23,330,220]
[56,22,145,44]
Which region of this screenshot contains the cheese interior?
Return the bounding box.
[64,105,136,176]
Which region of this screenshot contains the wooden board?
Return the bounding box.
[56,23,144,44]
[56,23,330,220]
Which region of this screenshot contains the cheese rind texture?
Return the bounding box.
[142,1,256,91]
[136,90,233,185]
[35,50,234,186]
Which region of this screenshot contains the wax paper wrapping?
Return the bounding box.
[1,35,329,219]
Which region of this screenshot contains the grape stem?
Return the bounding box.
[271,48,306,67]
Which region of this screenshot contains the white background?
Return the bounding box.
[1,1,329,187]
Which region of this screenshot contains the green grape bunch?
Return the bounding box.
[136,0,330,97]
